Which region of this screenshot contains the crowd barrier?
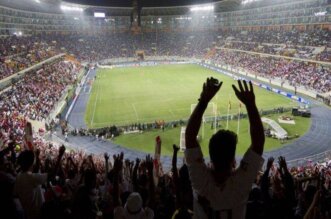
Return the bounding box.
[287,149,331,168]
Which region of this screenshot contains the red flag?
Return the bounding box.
[23,122,34,150]
[0,131,7,148]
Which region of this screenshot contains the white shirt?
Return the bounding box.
[185,147,264,219]
[114,206,154,219]
[14,172,47,219]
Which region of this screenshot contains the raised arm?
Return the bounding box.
[104,153,110,180]
[185,77,222,149]
[112,153,123,208]
[232,80,265,155]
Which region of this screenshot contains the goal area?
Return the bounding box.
[178,102,218,151]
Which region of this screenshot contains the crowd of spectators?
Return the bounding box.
[0,35,57,80]
[1,29,330,94]
[211,50,331,93]
[0,111,331,219]
[0,28,331,218]
[0,60,79,143]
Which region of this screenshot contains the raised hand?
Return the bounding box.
[125,159,131,168]
[113,153,123,173]
[199,77,222,103]
[266,157,274,170]
[59,145,66,157]
[278,156,288,172]
[173,144,180,153]
[232,80,255,106]
[104,152,109,161]
[145,154,154,173]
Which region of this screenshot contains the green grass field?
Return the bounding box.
[85,64,311,156]
[86,64,298,127]
[114,113,311,156]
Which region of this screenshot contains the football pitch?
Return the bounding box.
[85,64,297,127]
[85,64,311,155]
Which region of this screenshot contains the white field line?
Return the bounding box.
[168,109,176,118]
[90,78,100,126]
[131,103,139,121]
[87,85,92,93]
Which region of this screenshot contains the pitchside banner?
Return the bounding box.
[201,63,310,105]
[111,61,193,68]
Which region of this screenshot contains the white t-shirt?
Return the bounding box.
[185,147,264,219]
[114,206,154,219]
[14,172,47,219]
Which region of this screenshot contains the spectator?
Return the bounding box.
[14,150,47,219]
[185,78,265,219]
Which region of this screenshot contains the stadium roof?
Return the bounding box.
[66,0,224,8]
[0,0,240,15]
[68,0,241,16]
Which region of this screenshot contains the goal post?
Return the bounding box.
[190,102,218,140]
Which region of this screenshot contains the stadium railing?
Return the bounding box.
[287,149,331,167]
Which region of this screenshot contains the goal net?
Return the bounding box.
[190,102,217,140]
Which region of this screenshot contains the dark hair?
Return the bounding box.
[209,129,237,172]
[17,150,35,172]
[83,169,96,189]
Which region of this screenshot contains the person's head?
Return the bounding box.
[17,150,35,172]
[125,192,143,215]
[83,168,96,189]
[209,129,237,173]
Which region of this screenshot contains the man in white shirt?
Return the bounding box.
[185,78,265,219]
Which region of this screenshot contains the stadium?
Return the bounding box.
[0,0,331,218]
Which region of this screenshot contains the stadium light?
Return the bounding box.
[190,5,214,12]
[315,11,327,16]
[35,0,41,3]
[14,31,23,36]
[94,12,106,18]
[175,16,192,20]
[60,5,83,12]
[242,0,261,5]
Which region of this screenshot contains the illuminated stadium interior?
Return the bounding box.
[0,0,331,218]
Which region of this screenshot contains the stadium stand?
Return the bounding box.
[0,0,331,218]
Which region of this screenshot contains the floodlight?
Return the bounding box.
[94,12,105,18]
[190,5,214,12]
[35,0,41,3]
[60,5,83,12]
[242,0,261,5]
[315,11,327,16]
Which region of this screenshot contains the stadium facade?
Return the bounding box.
[0,0,330,35]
